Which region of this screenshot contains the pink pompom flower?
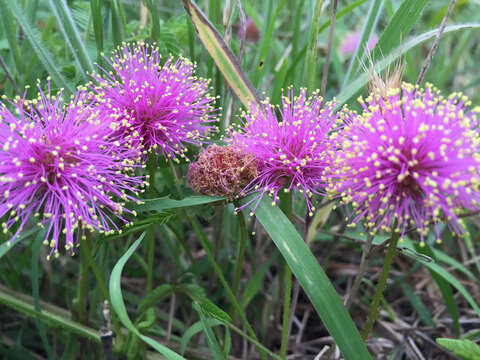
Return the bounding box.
[227,89,341,215]
[0,84,145,258]
[91,43,217,161]
[328,83,480,242]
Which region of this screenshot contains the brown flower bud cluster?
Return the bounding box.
[188,145,258,197]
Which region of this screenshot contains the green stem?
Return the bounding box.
[187,212,266,359]
[361,231,400,340]
[146,227,155,292]
[304,0,323,91]
[81,235,124,348]
[231,203,248,318]
[279,190,293,359]
[77,240,89,324]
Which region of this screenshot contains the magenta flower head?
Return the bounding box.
[227,89,341,215]
[329,83,480,242]
[91,42,217,161]
[0,84,145,259]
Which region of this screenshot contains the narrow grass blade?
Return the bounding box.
[248,196,371,360]
[180,319,223,355]
[399,281,435,327]
[111,0,125,46]
[372,0,429,58]
[183,0,261,109]
[437,338,480,359]
[133,195,226,213]
[4,0,74,93]
[336,23,480,107]
[343,0,384,86]
[0,8,23,75]
[109,232,185,360]
[31,231,54,360]
[47,0,94,78]
[89,0,104,56]
[0,284,100,343]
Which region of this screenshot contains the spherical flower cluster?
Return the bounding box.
[328,83,480,241]
[227,89,341,215]
[91,42,216,161]
[0,85,145,258]
[188,144,258,197]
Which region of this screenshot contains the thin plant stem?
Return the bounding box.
[416,0,457,86]
[77,239,90,325]
[231,203,248,318]
[186,212,266,359]
[146,227,155,292]
[361,231,400,340]
[320,0,338,99]
[305,0,323,91]
[81,235,124,348]
[279,190,293,359]
[344,234,375,309]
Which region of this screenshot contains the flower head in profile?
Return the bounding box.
[328,83,480,242]
[188,144,258,197]
[91,42,216,161]
[227,89,341,215]
[0,85,145,258]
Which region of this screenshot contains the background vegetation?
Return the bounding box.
[0,0,480,359]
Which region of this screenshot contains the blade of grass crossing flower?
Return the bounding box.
[4,0,75,94]
[183,0,261,109]
[336,23,480,107]
[343,0,384,86]
[248,196,372,360]
[47,0,94,78]
[31,230,54,360]
[109,232,186,360]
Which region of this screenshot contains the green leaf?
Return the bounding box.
[180,319,223,355]
[182,0,261,109]
[46,0,94,79]
[436,338,480,360]
[414,243,460,336]
[343,0,384,85]
[247,196,371,360]
[0,227,39,260]
[89,0,103,56]
[137,284,174,316]
[193,302,225,360]
[109,232,185,360]
[336,23,480,107]
[0,284,100,343]
[399,281,435,327]
[4,0,75,94]
[133,195,226,213]
[372,0,430,58]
